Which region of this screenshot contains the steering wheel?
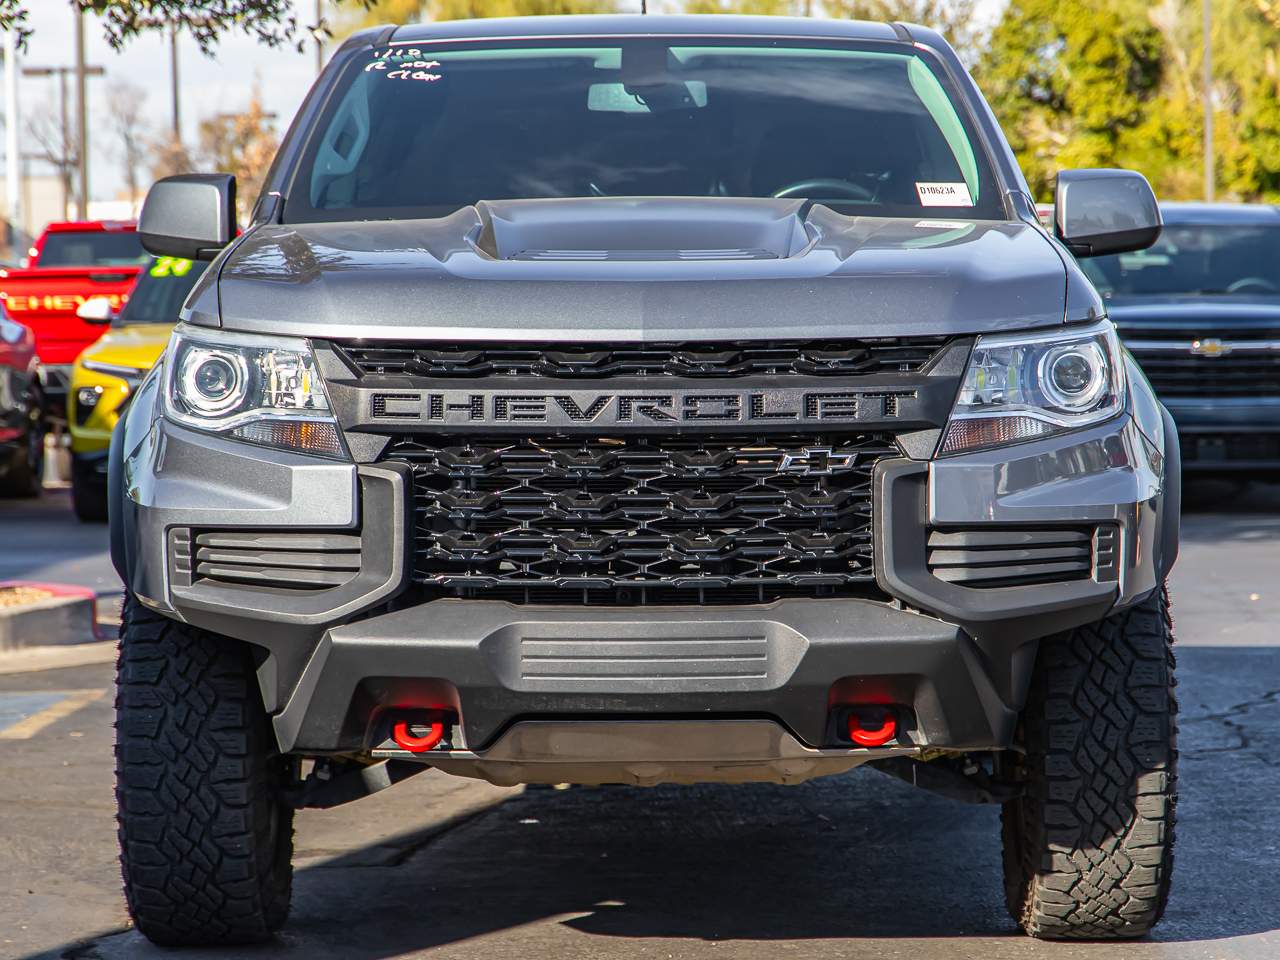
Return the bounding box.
[1226,277,1279,294]
[771,178,875,201]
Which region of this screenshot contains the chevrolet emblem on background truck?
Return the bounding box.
[1190,337,1232,357]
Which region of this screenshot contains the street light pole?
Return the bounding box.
[1203,0,1214,202]
[74,3,88,220]
[170,22,181,142]
[4,30,22,251]
[315,0,324,75]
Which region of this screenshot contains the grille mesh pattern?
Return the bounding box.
[1134,353,1280,397]
[339,338,947,380]
[1126,330,1280,397]
[385,433,897,605]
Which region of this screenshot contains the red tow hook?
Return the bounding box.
[847,709,897,747]
[392,713,447,753]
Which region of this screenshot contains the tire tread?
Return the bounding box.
[1002,584,1177,939]
[115,594,292,946]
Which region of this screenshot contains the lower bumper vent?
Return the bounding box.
[173,530,362,591]
[926,525,1118,589]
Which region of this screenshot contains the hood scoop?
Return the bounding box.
[472,197,814,263]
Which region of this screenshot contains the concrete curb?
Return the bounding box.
[0,581,106,652]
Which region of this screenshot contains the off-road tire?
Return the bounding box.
[70,459,108,522]
[1002,583,1177,940]
[0,408,43,498]
[115,594,294,945]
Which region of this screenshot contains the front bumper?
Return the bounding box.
[274,596,1014,757]
[1162,397,1280,471]
[116,401,1175,765]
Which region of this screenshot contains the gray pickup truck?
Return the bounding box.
[111,15,1180,946]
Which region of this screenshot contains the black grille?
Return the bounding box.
[384,433,897,605]
[1125,330,1280,397]
[1133,354,1280,397]
[338,338,947,380]
[1181,432,1280,465]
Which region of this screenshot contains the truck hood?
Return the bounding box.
[1108,294,1280,333]
[213,198,1072,342]
[79,323,172,371]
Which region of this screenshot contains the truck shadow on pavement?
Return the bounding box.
[26,652,1280,960]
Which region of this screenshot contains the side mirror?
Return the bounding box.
[76,296,114,323]
[1054,169,1161,258]
[138,174,237,260]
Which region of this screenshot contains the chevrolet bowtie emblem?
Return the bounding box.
[1190,338,1232,358]
[778,447,856,475]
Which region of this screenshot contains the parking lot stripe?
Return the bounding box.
[0,688,106,740]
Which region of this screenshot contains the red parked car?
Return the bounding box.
[0,221,147,416]
[0,303,43,496]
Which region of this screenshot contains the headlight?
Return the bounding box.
[940,320,1124,455]
[162,326,346,459]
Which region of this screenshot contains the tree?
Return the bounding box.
[106,80,149,208]
[149,135,193,182]
[981,0,1280,203]
[828,0,983,64]
[978,0,1165,200]
[197,88,279,218]
[674,0,983,62]
[683,0,797,15]
[0,0,376,53]
[25,98,78,220]
[340,0,614,31]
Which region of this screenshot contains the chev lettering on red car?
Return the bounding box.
[0,220,146,368]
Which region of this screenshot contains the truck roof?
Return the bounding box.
[388,14,905,45]
[40,220,137,234]
[1157,202,1280,226]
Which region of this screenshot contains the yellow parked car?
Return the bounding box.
[68,256,206,521]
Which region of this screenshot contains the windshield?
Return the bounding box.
[285,38,1004,222]
[114,257,206,326]
[37,230,146,268]
[1084,223,1280,297]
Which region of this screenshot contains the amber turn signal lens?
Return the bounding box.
[231,420,345,458]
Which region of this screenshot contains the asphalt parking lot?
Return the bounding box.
[1,485,1278,960]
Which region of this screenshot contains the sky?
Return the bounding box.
[11,0,1008,204]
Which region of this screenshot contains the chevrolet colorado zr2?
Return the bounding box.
[111,15,1180,946]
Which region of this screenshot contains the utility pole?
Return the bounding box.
[170,22,181,141]
[4,30,21,252]
[74,3,88,220]
[23,63,104,220]
[1202,0,1214,202]
[315,0,324,75]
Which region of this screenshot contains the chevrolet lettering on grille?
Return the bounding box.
[367,387,919,428]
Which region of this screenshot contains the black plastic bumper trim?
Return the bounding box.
[272,597,1020,756]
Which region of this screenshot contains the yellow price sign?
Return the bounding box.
[149,256,194,278]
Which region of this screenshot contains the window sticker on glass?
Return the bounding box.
[365,48,442,83]
[915,182,974,207]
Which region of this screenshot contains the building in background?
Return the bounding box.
[0,172,69,264]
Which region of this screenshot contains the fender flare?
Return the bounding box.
[107,412,132,588]
[1155,404,1181,579]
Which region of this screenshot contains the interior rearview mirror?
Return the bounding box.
[75,297,114,323]
[138,173,237,261]
[1054,169,1162,258]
